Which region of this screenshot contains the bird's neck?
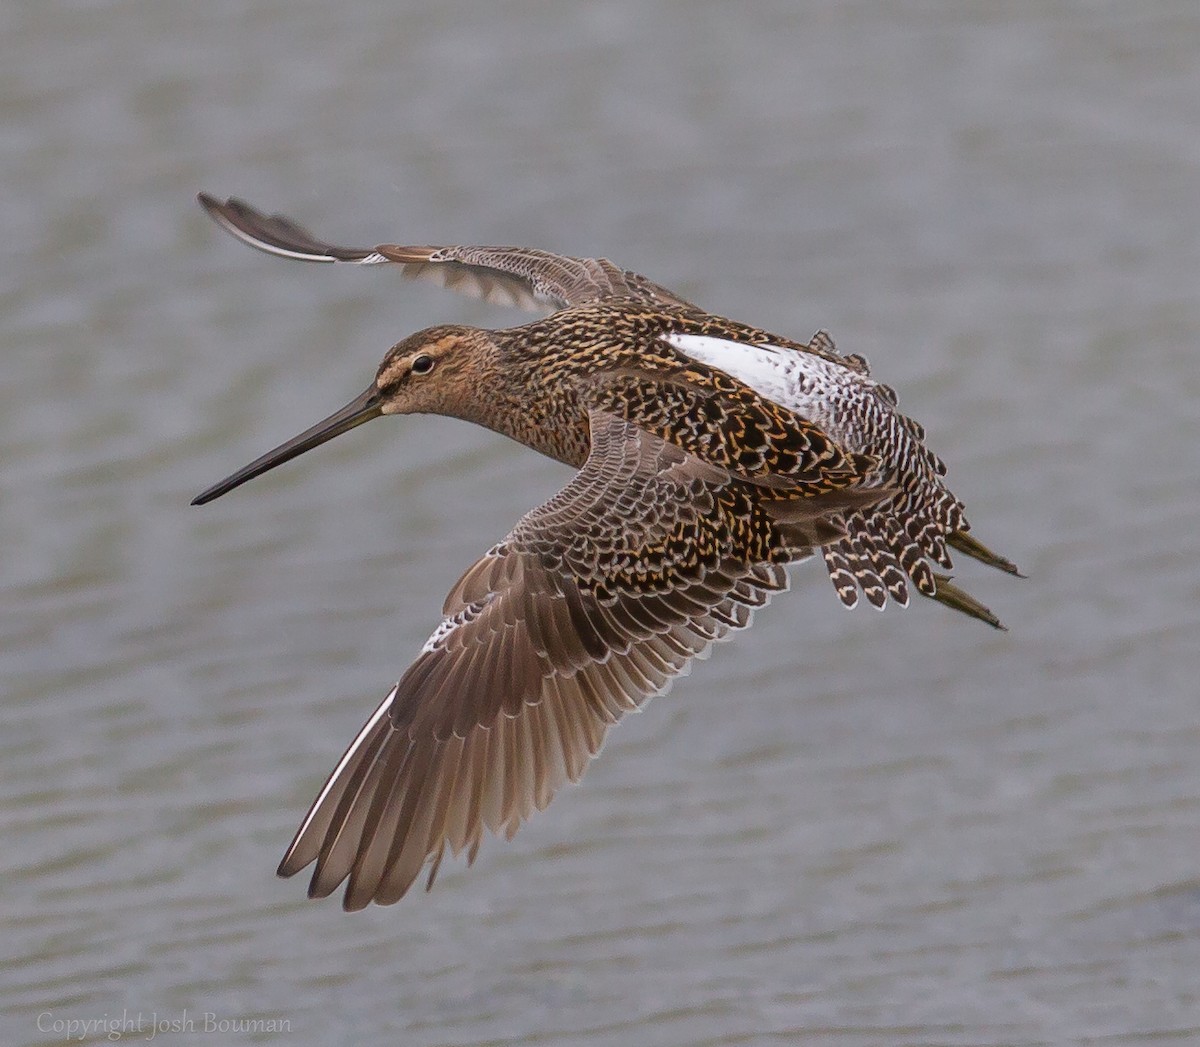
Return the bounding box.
[444,327,590,469]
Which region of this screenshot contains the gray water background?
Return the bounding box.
[2,2,1198,1044]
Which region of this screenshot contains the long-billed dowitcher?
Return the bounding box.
[193,194,1018,910]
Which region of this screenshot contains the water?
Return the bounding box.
[3,2,1198,1044]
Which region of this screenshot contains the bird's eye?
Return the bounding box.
[411,354,435,376]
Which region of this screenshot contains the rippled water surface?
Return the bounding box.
[3,3,1199,1044]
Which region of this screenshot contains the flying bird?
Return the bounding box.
[193,194,1018,910]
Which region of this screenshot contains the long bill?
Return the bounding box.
[192,386,384,505]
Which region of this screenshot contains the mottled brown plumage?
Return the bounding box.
[193,195,1019,910]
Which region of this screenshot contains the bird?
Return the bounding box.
[192,194,1019,911]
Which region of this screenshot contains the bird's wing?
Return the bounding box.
[278,410,864,910]
[197,194,700,313]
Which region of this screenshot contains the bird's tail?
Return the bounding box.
[947,529,1023,577]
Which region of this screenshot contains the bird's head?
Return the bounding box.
[191,325,497,505]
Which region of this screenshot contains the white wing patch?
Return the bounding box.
[661,333,787,399]
[661,331,868,425]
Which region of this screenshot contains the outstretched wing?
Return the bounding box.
[197,194,700,313]
[277,410,867,910]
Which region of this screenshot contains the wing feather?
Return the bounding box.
[278,411,833,909]
[198,194,700,312]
